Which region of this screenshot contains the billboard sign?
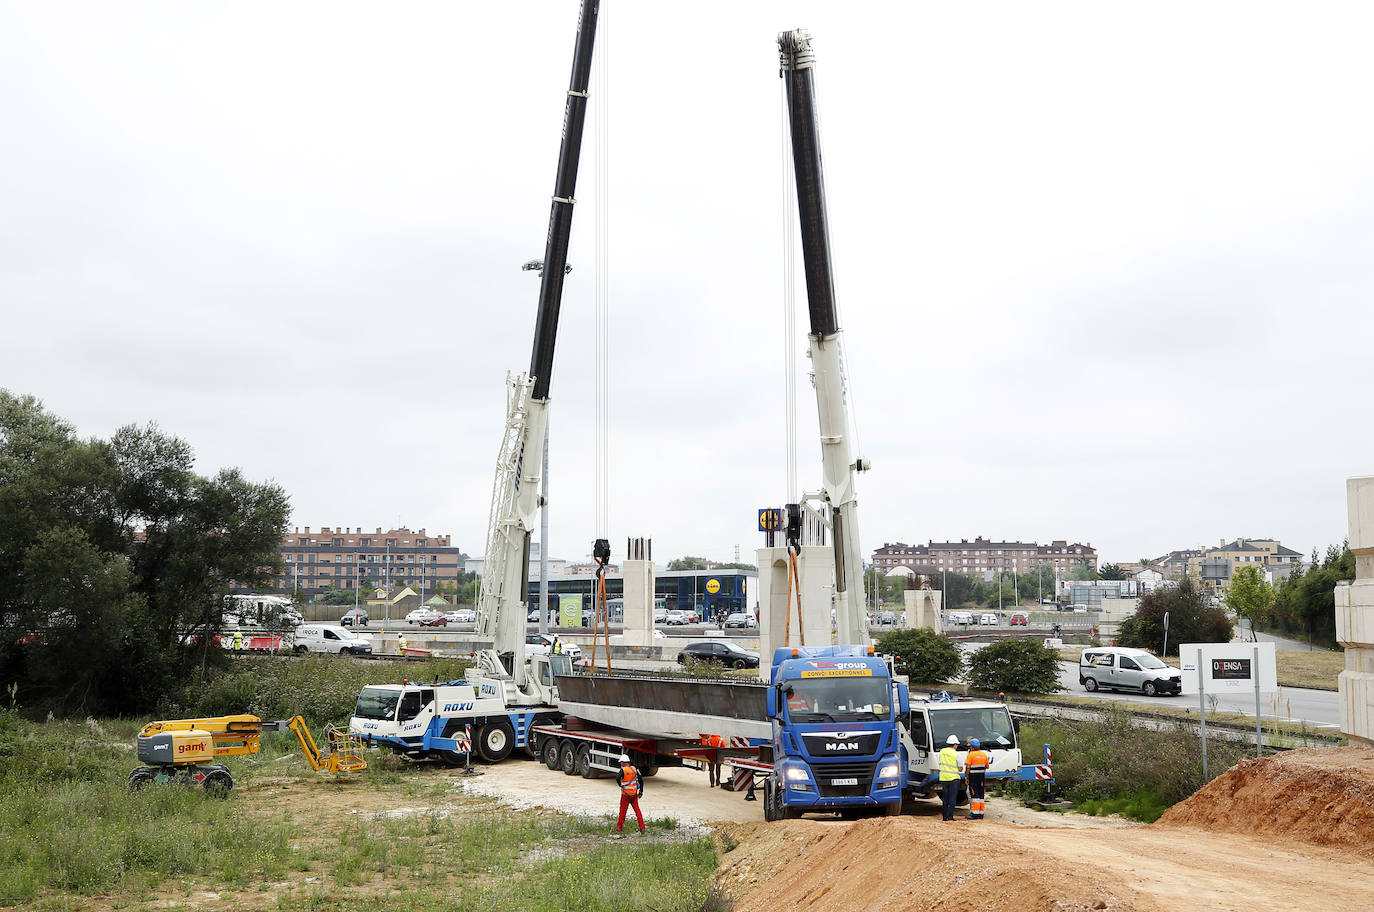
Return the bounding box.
[559,593,581,627]
[1179,642,1277,694]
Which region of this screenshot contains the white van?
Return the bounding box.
[1079,646,1181,696]
[294,624,373,656]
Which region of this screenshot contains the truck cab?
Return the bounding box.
[898,694,1048,803]
[763,645,908,819]
[349,654,564,763]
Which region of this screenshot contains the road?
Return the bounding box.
[1053,660,1340,727]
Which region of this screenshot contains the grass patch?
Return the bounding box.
[1275,649,1342,690]
[0,711,718,911]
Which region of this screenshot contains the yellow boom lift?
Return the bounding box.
[130,713,366,795]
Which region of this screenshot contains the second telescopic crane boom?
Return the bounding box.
[779,29,869,645]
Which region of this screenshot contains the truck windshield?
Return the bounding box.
[354,687,399,721]
[786,678,890,722]
[928,706,1015,750]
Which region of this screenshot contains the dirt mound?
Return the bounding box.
[717,818,1147,912]
[1156,746,1374,855]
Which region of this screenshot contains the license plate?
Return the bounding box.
[830,777,857,786]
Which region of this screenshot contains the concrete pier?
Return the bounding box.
[756,544,834,678]
[1337,476,1374,745]
[903,588,942,632]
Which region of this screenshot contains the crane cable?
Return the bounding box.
[593,0,610,541]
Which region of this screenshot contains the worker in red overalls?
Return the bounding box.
[964,738,992,820]
[614,753,646,836]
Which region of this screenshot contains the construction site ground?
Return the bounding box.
[460,748,1374,912]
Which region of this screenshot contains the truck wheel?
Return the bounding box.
[1083,677,1098,692]
[543,738,562,770]
[559,741,578,775]
[576,744,598,778]
[128,767,156,791]
[1142,681,1158,697]
[477,720,515,763]
[782,803,804,820]
[640,765,659,778]
[883,800,902,817]
[763,779,779,822]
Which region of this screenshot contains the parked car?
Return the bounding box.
[723,612,757,629]
[653,606,668,623]
[446,608,476,624]
[1079,646,1182,697]
[339,608,369,627]
[405,608,440,625]
[418,613,448,627]
[1009,611,1029,626]
[676,640,759,669]
[947,611,974,626]
[877,611,900,626]
[525,633,582,659]
[664,610,689,625]
[978,613,999,626]
[293,624,373,656]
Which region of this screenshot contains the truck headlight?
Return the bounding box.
[785,765,811,782]
[876,757,901,781]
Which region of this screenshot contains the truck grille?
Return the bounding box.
[812,760,875,798]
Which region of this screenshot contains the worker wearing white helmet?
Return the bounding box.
[938,734,962,821]
[613,753,646,837]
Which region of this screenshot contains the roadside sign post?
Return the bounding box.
[1181,642,1278,773]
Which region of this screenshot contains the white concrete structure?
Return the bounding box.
[619,538,655,648]
[756,544,837,678]
[1337,476,1374,745]
[903,588,942,632]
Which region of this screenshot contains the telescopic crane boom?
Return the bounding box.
[475,0,600,703]
[778,29,869,645]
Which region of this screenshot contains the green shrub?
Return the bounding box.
[875,628,963,683]
[965,637,1061,693]
[1009,707,1250,820]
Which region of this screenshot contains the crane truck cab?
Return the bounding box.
[897,692,1049,803]
[762,645,909,820]
[348,653,567,763]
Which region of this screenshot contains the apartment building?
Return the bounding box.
[1186,538,1303,591]
[872,537,1097,579]
[270,526,467,598]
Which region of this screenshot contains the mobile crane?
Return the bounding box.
[470,0,599,710]
[348,1,600,764]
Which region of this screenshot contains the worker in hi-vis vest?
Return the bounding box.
[938,734,962,821]
[964,738,992,820]
[614,753,646,836]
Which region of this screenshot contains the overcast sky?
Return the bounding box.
[5,2,1373,569]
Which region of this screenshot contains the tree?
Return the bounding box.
[937,573,983,610]
[874,628,962,684]
[1099,563,1128,580]
[1269,543,1349,648]
[1070,563,1100,581]
[667,556,709,571]
[1116,577,1230,656]
[965,638,1062,694]
[1227,565,1275,625]
[0,390,289,716]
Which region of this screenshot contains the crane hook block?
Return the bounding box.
[593,538,611,562]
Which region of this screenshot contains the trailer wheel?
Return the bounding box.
[576,744,598,778]
[640,765,659,778]
[559,741,578,775]
[476,720,515,763]
[542,738,562,770]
